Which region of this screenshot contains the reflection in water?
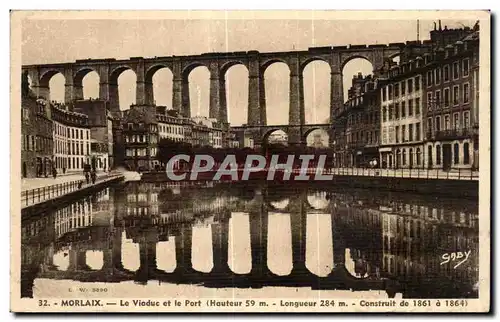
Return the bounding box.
[121,231,140,272]
[268,213,293,276]
[228,213,251,275]
[21,182,479,299]
[306,213,333,277]
[156,240,176,273]
[192,225,213,273]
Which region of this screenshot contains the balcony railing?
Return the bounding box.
[427,128,473,140]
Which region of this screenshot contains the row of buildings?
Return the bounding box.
[21,83,113,178]
[118,105,238,171]
[333,21,480,170]
[21,80,239,176]
[21,21,481,176]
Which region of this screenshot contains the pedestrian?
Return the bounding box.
[52,167,57,179]
[91,170,97,184]
[85,171,90,184]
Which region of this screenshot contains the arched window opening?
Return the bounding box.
[188,66,210,118]
[342,58,373,102]
[264,62,290,125]
[225,65,249,126]
[302,60,331,124]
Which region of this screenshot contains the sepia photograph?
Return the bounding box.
[9,10,491,313]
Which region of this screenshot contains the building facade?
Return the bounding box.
[423,25,479,170]
[333,74,380,167]
[157,107,188,143]
[51,103,91,174]
[378,58,425,169]
[122,105,159,171]
[73,99,115,171]
[21,95,54,178]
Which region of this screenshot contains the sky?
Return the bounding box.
[22,17,476,127]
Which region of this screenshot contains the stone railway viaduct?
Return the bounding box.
[22,44,403,145]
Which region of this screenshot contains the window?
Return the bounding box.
[444,114,451,130]
[435,68,441,84]
[435,90,441,107]
[402,149,407,165]
[427,92,433,110]
[394,83,399,97]
[453,85,460,105]
[395,126,400,143]
[128,123,133,130]
[463,58,470,77]
[463,111,470,129]
[383,107,387,122]
[402,125,406,142]
[401,81,406,95]
[395,103,400,119]
[463,143,470,164]
[453,143,459,164]
[401,101,406,118]
[443,64,450,82]
[453,61,460,79]
[427,70,433,87]
[416,123,421,141]
[463,83,470,103]
[86,131,89,140]
[436,116,441,132]
[415,76,421,91]
[453,113,460,130]
[415,98,420,115]
[428,145,433,167]
[408,99,413,116]
[80,130,83,139]
[409,124,414,141]
[444,88,450,107]
[389,105,393,121]
[71,129,75,139]
[408,79,413,93]
[427,118,433,135]
[388,85,393,100]
[436,145,442,165]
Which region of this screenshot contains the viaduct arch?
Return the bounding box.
[22,43,403,128]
